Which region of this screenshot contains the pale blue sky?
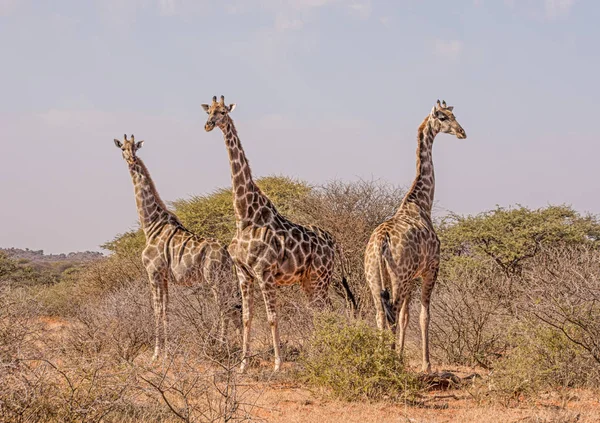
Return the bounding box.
[1,0,598,253]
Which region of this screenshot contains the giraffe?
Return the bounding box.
[113,134,240,362]
[201,96,355,372]
[364,100,467,373]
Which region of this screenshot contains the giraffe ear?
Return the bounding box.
[201,104,210,113]
[430,105,438,116]
[135,140,144,150]
[228,103,236,113]
[114,139,122,148]
[446,106,454,112]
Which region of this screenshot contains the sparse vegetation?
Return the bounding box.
[2,178,600,421]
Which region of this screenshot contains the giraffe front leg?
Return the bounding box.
[238,269,254,373]
[210,283,227,345]
[259,274,281,372]
[161,278,169,362]
[148,275,164,363]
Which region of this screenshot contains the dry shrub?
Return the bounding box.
[1,276,259,422]
[135,349,257,423]
[429,245,600,376]
[0,287,47,422]
[464,246,600,400]
[430,259,514,368]
[299,312,421,401]
[66,279,154,362]
[168,281,243,361]
[0,284,159,423]
[486,324,599,400]
[524,246,600,365]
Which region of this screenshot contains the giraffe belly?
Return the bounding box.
[273,258,309,286]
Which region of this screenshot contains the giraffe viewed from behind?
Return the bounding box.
[201,96,355,372]
[363,100,467,373]
[114,134,240,362]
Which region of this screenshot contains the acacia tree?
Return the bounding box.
[438,205,600,276]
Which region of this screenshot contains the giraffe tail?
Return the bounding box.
[334,243,357,311]
[340,276,357,311]
[380,288,396,326]
[378,235,396,326]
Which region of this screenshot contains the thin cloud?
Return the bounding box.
[347,1,371,19]
[158,0,177,16]
[0,0,22,16]
[502,0,576,21]
[434,39,463,61]
[379,16,392,27]
[274,14,304,32]
[545,0,576,20]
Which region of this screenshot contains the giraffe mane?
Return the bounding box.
[136,157,181,223]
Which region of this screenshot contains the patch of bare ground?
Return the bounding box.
[246,383,599,423]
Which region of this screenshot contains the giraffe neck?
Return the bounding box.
[400,115,439,215]
[128,158,176,236]
[219,115,274,227]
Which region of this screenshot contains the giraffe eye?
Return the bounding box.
[438,115,448,121]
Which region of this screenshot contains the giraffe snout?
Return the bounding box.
[205,122,215,132]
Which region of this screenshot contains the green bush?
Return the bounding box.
[299,313,420,401]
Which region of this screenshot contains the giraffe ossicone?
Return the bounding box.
[201,95,355,372]
[364,100,466,373]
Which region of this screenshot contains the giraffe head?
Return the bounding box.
[201,95,236,132]
[429,100,466,139]
[114,134,144,165]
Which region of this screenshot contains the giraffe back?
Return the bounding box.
[366,205,440,282]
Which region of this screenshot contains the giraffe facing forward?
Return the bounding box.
[364,100,467,373]
[201,96,354,372]
[114,134,240,362]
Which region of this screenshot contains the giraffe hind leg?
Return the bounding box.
[365,254,386,332]
[161,278,169,361]
[419,268,438,374]
[397,293,411,359]
[383,259,413,357]
[258,273,281,372]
